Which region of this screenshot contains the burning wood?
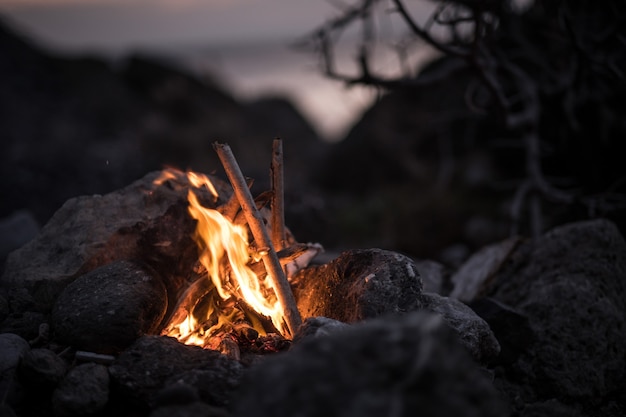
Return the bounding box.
[213,142,303,337]
[156,140,319,352]
[218,177,254,221]
[270,138,287,251]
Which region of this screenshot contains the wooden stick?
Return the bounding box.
[218,178,254,221]
[270,138,287,251]
[213,142,302,337]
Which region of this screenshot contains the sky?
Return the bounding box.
[0,0,339,51]
[0,0,435,140]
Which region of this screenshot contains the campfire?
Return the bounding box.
[154,141,320,355]
[0,144,621,417]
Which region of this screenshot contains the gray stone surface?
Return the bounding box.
[0,294,8,323]
[52,363,110,416]
[0,333,30,406]
[292,316,350,345]
[0,170,227,312]
[18,348,68,388]
[0,333,30,374]
[0,311,46,342]
[51,260,168,354]
[109,335,243,407]
[418,292,500,364]
[150,402,229,417]
[489,219,626,402]
[450,237,521,303]
[292,248,423,323]
[233,311,508,417]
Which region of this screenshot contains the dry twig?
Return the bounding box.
[270,138,287,251]
[213,142,302,337]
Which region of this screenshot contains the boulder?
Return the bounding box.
[450,237,521,302]
[109,335,243,407]
[291,248,422,322]
[52,363,110,416]
[18,348,68,389]
[0,333,30,405]
[233,311,508,417]
[0,170,226,313]
[418,292,500,364]
[292,316,350,345]
[489,219,626,403]
[51,260,168,353]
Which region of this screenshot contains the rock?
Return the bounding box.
[0,294,8,323]
[489,219,626,402]
[109,335,243,407]
[449,237,521,303]
[0,169,225,313]
[468,297,534,366]
[0,333,29,374]
[0,333,30,405]
[292,248,422,322]
[418,292,500,364]
[292,316,350,345]
[0,312,47,342]
[51,363,110,416]
[164,368,242,408]
[519,399,586,417]
[0,405,18,417]
[413,259,449,295]
[51,260,168,354]
[18,348,68,388]
[233,311,508,417]
[154,382,200,406]
[150,402,230,417]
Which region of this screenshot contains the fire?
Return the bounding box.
[155,169,288,348]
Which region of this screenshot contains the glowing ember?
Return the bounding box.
[155,169,288,348]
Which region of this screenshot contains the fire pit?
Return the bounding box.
[9,140,625,417]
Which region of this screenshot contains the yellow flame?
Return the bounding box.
[157,169,287,347]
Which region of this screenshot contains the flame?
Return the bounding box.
[155,169,287,348]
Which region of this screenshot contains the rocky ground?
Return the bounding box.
[0,171,624,417]
[1,12,626,417]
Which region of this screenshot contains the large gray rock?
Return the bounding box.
[418,292,500,364]
[18,348,68,388]
[52,363,110,416]
[109,335,243,407]
[233,311,508,417]
[489,219,626,402]
[292,248,422,322]
[51,260,168,353]
[292,316,350,345]
[0,333,30,374]
[0,333,30,405]
[0,170,227,313]
[450,237,521,303]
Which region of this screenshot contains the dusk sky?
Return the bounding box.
[0,0,339,51]
[0,0,435,140]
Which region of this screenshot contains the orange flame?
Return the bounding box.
[155,169,287,347]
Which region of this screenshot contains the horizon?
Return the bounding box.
[0,1,435,140]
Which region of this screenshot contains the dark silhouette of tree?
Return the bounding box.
[302,0,626,237]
